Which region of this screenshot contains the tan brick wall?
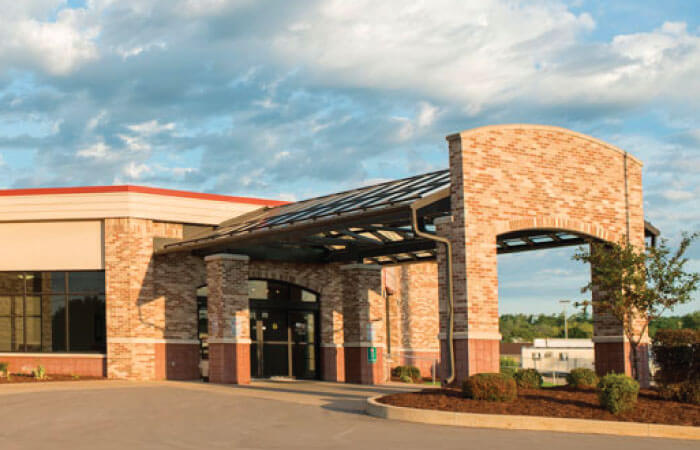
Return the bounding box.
[384,263,440,377]
[104,217,188,380]
[446,124,646,379]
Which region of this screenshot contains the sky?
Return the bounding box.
[0,0,698,315]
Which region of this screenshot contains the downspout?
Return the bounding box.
[410,199,455,385]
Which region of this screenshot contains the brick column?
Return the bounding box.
[592,262,651,387]
[341,264,386,384]
[443,135,501,385]
[320,265,345,382]
[205,253,250,384]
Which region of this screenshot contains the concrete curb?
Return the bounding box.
[366,396,700,440]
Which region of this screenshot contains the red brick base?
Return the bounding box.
[344,346,385,384]
[209,342,250,384]
[321,346,345,382]
[595,341,650,387]
[440,338,500,385]
[155,343,200,380]
[389,350,440,379]
[0,354,106,377]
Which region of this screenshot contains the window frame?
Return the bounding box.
[0,271,106,353]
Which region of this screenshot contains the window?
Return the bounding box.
[0,271,105,353]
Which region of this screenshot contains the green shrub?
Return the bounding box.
[652,329,700,385]
[399,374,412,383]
[657,382,682,400]
[513,368,543,389]
[391,365,421,382]
[566,368,599,389]
[0,362,8,377]
[678,379,700,405]
[500,357,518,377]
[32,366,46,380]
[597,373,639,414]
[462,373,517,402]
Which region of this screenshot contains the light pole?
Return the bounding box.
[559,300,571,340]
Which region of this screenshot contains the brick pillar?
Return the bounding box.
[341,264,385,384]
[442,135,501,385]
[205,253,250,384]
[592,260,651,387]
[320,266,345,382]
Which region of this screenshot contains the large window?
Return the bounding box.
[0,271,105,353]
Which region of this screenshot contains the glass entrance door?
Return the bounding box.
[290,310,317,379]
[250,308,318,379]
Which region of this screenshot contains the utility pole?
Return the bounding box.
[559,300,571,340]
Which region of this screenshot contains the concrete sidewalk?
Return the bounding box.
[0,380,696,450]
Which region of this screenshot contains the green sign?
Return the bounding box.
[367,346,377,363]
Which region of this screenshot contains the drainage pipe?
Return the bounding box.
[410,201,455,385]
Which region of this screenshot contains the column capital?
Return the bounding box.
[204,253,250,262]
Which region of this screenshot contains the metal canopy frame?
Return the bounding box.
[156,170,661,265]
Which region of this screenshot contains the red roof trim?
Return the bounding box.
[0,185,288,206]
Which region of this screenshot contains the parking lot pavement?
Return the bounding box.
[0,380,696,450]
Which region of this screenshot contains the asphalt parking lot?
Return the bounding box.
[0,380,696,450]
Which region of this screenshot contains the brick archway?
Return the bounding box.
[248,262,335,298]
[495,215,622,245]
[439,124,646,384]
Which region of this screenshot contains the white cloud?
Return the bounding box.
[394,101,440,141]
[270,2,698,111]
[0,5,98,75]
[661,189,695,201]
[122,161,152,179]
[77,141,112,159]
[127,120,175,135]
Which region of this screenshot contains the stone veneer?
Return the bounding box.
[443,125,647,385]
[94,124,648,386]
[101,221,439,383]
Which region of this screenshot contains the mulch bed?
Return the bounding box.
[0,374,105,384]
[378,386,700,427]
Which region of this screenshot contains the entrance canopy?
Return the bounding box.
[155,169,660,264]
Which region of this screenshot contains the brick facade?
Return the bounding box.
[40,124,645,387]
[205,254,251,384]
[444,124,647,384]
[104,218,203,380]
[384,263,440,378]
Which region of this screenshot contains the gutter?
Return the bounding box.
[409,188,455,385]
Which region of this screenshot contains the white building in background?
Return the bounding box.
[521,338,594,374]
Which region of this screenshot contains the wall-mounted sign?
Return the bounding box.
[367,347,377,364]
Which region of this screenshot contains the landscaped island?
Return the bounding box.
[378,385,699,427]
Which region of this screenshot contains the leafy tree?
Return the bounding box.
[573,233,699,382]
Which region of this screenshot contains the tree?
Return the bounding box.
[573,232,699,381]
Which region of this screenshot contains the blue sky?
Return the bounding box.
[0,0,698,315]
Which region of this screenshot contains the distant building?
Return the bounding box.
[521,338,594,374]
[500,342,532,364]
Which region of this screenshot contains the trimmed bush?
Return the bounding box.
[462,373,517,402]
[500,357,518,378]
[566,368,599,389]
[391,365,421,383]
[0,362,8,377]
[513,368,543,389]
[597,373,639,414]
[657,382,682,400]
[652,329,700,385]
[678,379,700,405]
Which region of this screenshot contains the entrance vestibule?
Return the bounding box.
[197,279,320,380]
